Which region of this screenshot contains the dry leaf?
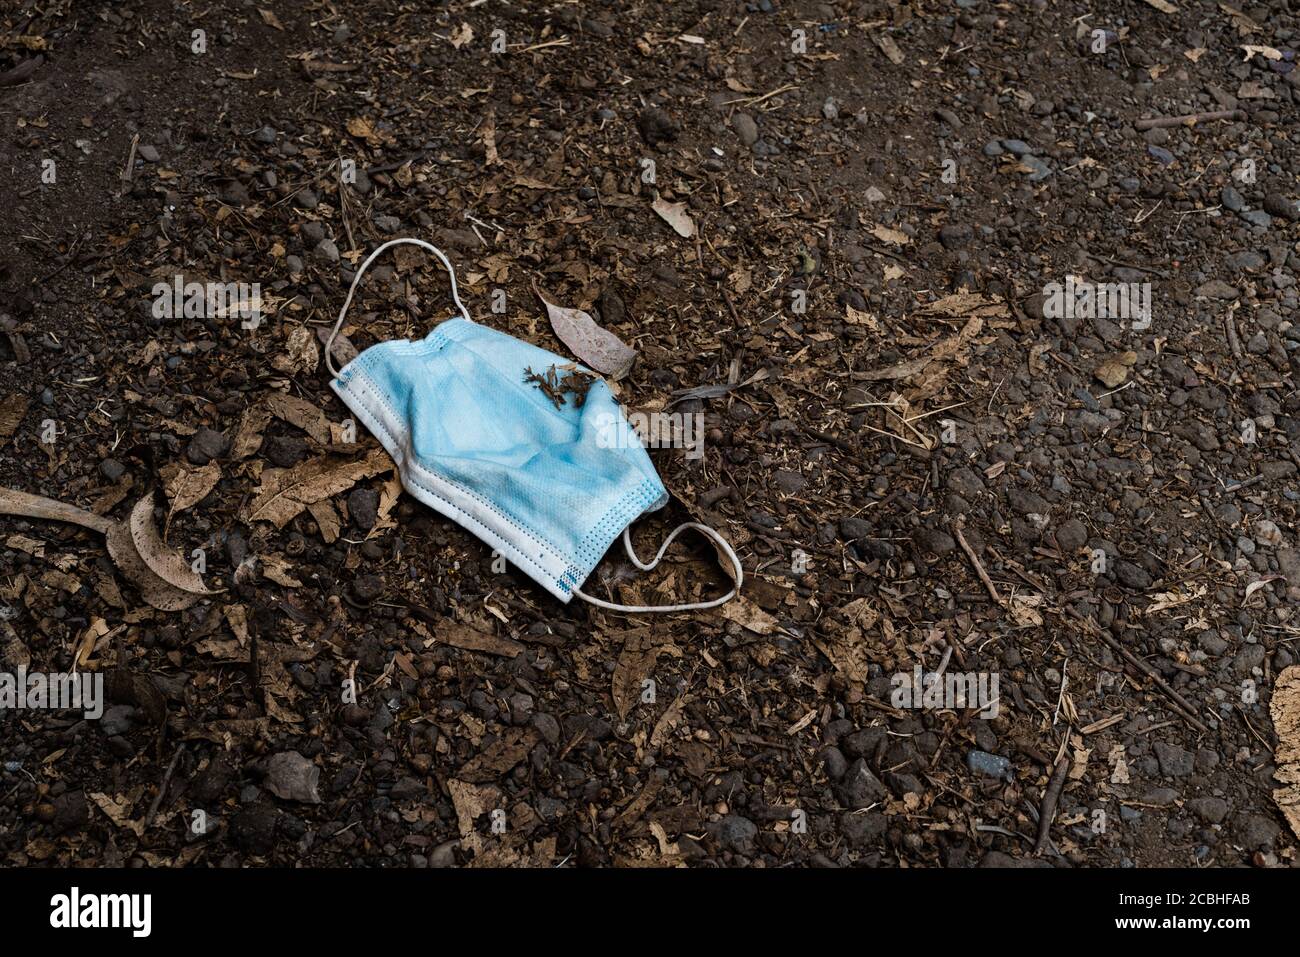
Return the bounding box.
[513,174,560,191]
[244,447,392,527]
[1008,593,1044,627]
[225,604,250,645]
[1093,352,1136,388]
[1245,575,1284,601]
[231,405,272,460]
[651,196,696,238]
[1109,744,1131,784]
[307,499,341,543]
[272,325,319,376]
[161,461,221,517]
[345,116,385,146]
[845,306,880,330]
[1,620,29,669]
[870,225,910,245]
[1270,666,1300,839]
[720,597,779,635]
[436,621,523,658]
[89,792,144,836]
[258,8,285,29]
[916,292,1007,318]
[266,392,331,444]
[875,33,905,65]
[1237,81,1276,99]
[449,22,474,49]
[1241,44,1282,60]
[7,533,43,557]
[482,110,500,166]
[457,727,538,783]
[110,492,217,609]
[0,394,27,447]
[649,694,687,749]
[448,778,498,856]
[612,631,682,719]
[368,473,404,537]
[535,287,637,379]
[260,553,303,587]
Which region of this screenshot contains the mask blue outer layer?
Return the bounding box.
[331,318,669,603]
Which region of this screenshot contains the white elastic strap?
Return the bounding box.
[572,523,743,613]
[325,237,472,378]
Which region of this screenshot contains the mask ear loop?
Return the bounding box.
[324,237,472,378]
[572,523,744,613]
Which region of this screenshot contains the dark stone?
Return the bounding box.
[348,488,379,530]
[186,427,229,465]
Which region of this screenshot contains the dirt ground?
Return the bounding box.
[2,0,1300,868]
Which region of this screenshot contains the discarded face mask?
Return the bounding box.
[324,238,742,612]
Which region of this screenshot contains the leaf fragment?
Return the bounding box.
[651,196,697,238]
[244,447,393,527]
[535,287,636,379]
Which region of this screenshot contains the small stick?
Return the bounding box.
[801,426,857,453]
[1068,609,1209,734]
[1084,252,1168,277]
[144,746,184,829]
[976,824,1035,844]
[121,133,139,183]
[724,82,798,107]
[954,518,1002,605]
[337,159,356,253]
[1104,634,1207,732]
[1033,756,1071,856]
[1225,311,1242,358]
[1224,474,1264,493]
[1135,109,1244,130]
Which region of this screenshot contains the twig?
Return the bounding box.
[954,517,1002,605]
[1083,252,1168,278]
[975,824,1035,844]
[800,426,857,453]
[1224,474,1264,494]
[337,158,356,253]
[1033,756,1071,856]
[859,421,931,450]
[1067,608,1210,734]
[514,38,571,54]
[724,83,798,107]
[144,746,184,829]
[1052,658,1070,726]
[121,133,139,183]
[860,241,911,264]
[1225,310,1242,358]
[1135,110,1244,131]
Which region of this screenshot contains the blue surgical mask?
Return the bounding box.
[324,238,741,613]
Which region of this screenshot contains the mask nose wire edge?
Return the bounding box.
[324,237,473,378]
